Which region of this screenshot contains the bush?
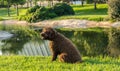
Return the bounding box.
[108,28,120,57]
[30,7,57,22]
[53,3,75,16]
[26,5,40,15]
[19,3,74,22]
[108,0,120,21]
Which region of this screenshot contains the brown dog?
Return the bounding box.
[41,27,82,63]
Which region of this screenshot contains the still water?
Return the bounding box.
[0,40,51,56]
[0,30,120,57]
[0,31,51,56]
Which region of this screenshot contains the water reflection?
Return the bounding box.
[17,40,51,56]
[0,39,51,56]
[0,31,13,40]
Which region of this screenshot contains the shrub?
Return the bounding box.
[108,28,120,57]
[108,0,120,21]
[31,7,57,22]
[18,3,74,22]
[26,5,40,15]
[53,3,75,16]
[18,6,57,22]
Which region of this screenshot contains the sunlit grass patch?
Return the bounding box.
[0,8,27,20]
[53,4,108,21]
[0,56,120,71]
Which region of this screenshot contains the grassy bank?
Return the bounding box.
[54,4,108,21]
[0,56,120,71]
[0,4,108,21]
[0,8,27,20]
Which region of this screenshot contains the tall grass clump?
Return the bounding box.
[107,28,120,57]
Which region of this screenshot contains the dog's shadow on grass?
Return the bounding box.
[84,58,120,66]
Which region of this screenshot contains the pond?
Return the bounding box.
[0,31,51,56]
[0,28,120,57]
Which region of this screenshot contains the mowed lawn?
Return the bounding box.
[0,4,108,21]
[0,56,120,71]
[54,4,108,21]
[0,8,27,20]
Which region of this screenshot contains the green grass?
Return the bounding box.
[0,4,108,21]
[0,56,120,71]
[54,4,108,21]
[0,8,27,20]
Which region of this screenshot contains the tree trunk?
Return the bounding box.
[27,1,29,8]
[51,0,54,6]
[2,0,4,5]
[81,0,84,6]
[94,0,97,10]
[30,0,32,7]
[39,1,41,6]
[7,0,10,16]
[35,0,37,6]
[16,4,19,16]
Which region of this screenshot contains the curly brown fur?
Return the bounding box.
[41,27,82,63]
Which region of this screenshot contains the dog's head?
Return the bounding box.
[40,27,57,40]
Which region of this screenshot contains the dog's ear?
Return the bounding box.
[49,28,57,39]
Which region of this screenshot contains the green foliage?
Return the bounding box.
[0,4,107,21]
[0,56,120,71]
[26,5,40,15]
[19,6,57,22]
[0,0,8,8]
[108,28,120,57]
[108,0,120,21]
[53,3,75,16]
[31,7,57,22]
[11,0,26,5]
[19,3,74,22]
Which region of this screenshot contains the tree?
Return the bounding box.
[6,0,11,16]
[33,0,39,6]
[94,0,97,10]
[11,0,26,16]
[81,0,84,6]
[29,0,32,7]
